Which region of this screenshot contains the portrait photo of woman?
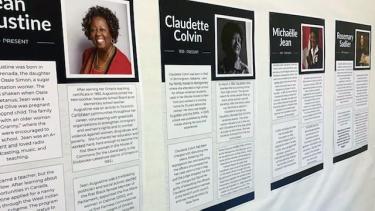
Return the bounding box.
[64,0,136,79]
[80,6,131,75]
[215,15,253,78]
[355,30,371,68]
[219,21,248,74]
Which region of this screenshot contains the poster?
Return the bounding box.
[160,1,255,210]
[269,12,324,190]
[333,21,371,163]
[0,0,143,210]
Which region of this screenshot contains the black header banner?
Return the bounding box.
[159,0,255,82]
[269,12,325,76]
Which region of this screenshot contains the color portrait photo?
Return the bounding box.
[63,0,135,79]
[355,29,371,69]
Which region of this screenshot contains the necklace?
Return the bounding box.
[93,45,115,71]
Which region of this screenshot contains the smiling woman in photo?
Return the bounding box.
[80,6,132,74]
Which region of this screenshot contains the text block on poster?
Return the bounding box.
[0,165,66,211]
[0,61,62,166]
[272,120,299,178]
[68,84,139,171]
[216,81,254,142]
[218,142,253,198]
[165,65,212,139]
[74,166,140,211]
[168,139,214,210]
[271,63,299,121]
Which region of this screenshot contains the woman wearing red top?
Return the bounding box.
[80,6,132,74]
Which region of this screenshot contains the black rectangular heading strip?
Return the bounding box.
[335,20,371,71]
[271,164,323,190]
[269,12,325,76]
[202,192,254,211]
[333,145,368,163]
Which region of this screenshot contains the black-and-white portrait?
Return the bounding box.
[215,15,253,78]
